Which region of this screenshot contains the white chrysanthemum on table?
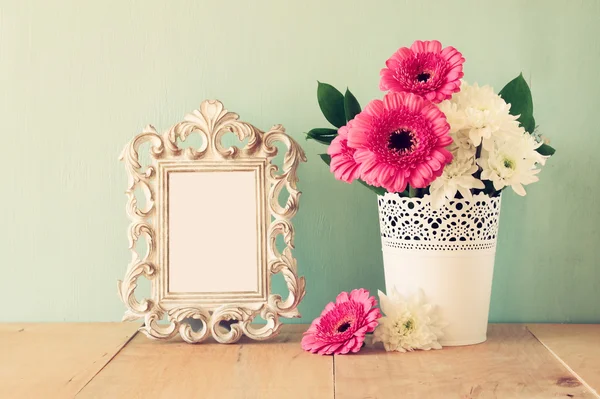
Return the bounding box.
[429,157,485,209]
[478,133,546,196]
[373,289,445,352]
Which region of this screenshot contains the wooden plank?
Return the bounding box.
[528,324,600,397]
[335,324,593,398]
[0,322,139,399]
[77,324,333,399]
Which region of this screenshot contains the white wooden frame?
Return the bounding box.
[118,100,306,343]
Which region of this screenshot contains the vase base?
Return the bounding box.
[440,335,487,347]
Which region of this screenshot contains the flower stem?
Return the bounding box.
[475,144,483,160]
[473,144,498,196]
[408,185,418,198]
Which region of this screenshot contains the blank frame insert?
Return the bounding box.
[167,170,259,293]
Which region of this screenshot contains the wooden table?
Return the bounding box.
[1,323,598,398]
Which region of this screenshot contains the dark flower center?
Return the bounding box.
[503,158,515,169]
[388,129,415,153]
[416,72,431,83]
[337,322,351,333]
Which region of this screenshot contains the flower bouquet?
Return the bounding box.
[306,40,554,346]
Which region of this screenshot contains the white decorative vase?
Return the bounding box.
[377,192,502,346]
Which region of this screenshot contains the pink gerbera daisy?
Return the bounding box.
[380,40,465,103]
[327,122,361,183]
[347,91,453,193]
[301,289,381,355]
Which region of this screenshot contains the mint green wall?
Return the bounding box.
[1,0,598,323]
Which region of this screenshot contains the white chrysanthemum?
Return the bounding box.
[428,157,485,209]
[438,81,523,151]
[437,100,467,132]
[520,132,548,166]
[448,129,477,160]
[373,289,445,352]
[478,133,545,196]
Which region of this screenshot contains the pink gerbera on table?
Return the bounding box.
[347,91,453,193]
[380,40,465,103]
[301,289,381,355]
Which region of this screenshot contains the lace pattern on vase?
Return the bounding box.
[377,193,502,251]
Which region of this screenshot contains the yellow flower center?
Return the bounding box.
[393,318,416,336]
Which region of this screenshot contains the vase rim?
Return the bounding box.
[377,191,501,204]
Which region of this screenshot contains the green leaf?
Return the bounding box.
[397,189,410,197]
[319,154,387,196]
[357,180,387,196]
[317,82,346,128]
[319,153,332,165]
[344,88,361,122]
[499,73,536,133]
[536,143,556,156]
[306,128,338,145]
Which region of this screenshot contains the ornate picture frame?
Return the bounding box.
[118,100,306,343]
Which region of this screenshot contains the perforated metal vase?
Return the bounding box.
[377,192,502,346]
